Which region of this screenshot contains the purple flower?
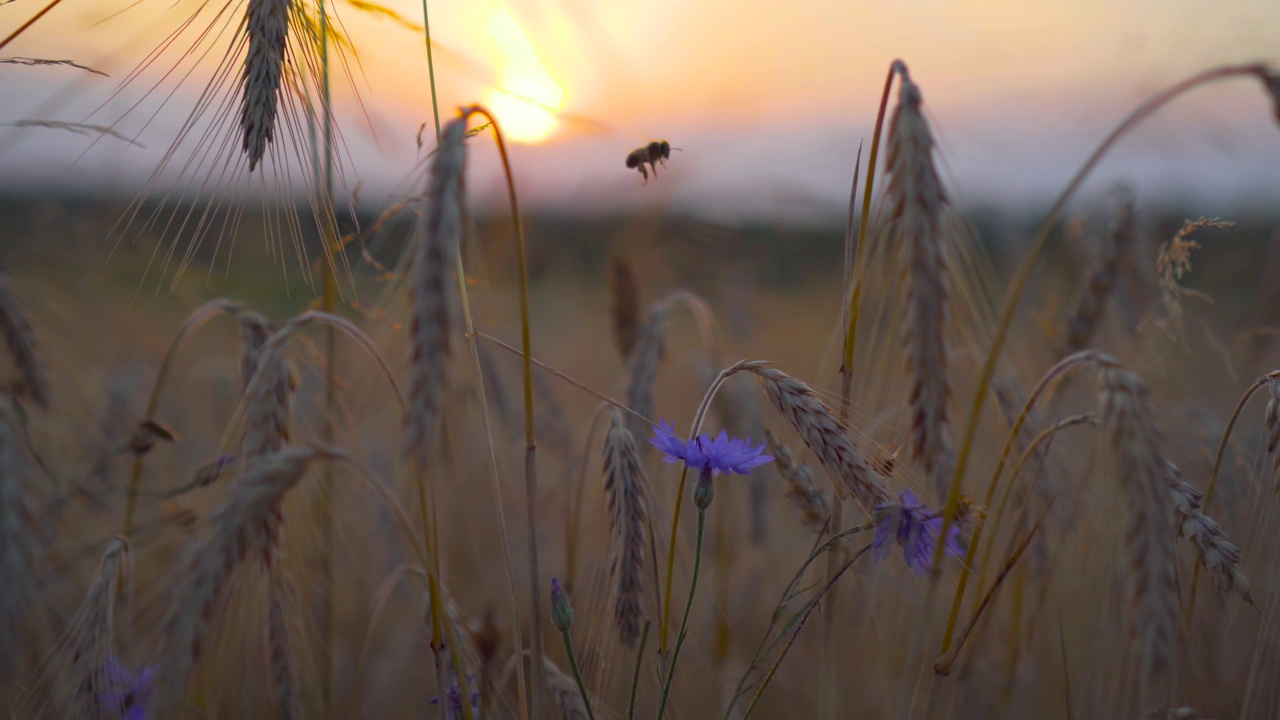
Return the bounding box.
[872,491,966,572]
[100,656,155,720]
[430,673,481,719]
[648,420,773,477]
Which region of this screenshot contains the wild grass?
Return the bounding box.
[3,4,1280,718]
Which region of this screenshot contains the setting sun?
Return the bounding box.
[483,9,565,144]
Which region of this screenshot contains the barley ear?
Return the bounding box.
[603,408,648,648]
[240,0,291,171]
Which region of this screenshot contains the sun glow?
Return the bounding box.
[483,9,565,144]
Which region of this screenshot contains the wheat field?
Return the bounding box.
[2,3,1280,719]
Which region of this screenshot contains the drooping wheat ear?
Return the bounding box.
[0,402,39,682]
[240,0,291,171]
[238,310,274,393]
[1064,190,1137,355]
[0,270,49,408]
[885,70,952,502]
[1265,377,1280,487]
[609,254,641,362]
[151,448,316,717]
[62,538,129,718]
[268,563,304,719]
[765,429,829,534]
[625,299,673,441]
[749,367,890,514]
[1164,462,1254,606]
[241,319,294,462]
[405,116,467,465]
[546,658,591,720]
[603,407,648,648]
[1097,365,1178,703]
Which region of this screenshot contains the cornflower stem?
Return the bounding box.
[121,300,237,537]
[899,62,1266,720]
[656,508,707,719]
[939,350,1101,653]
[742,542,874,719]
[560,629,597,720]
[658,360,767,654]
[628,622,651,720]
[1189,370,1279,614]
[461,106,545,718]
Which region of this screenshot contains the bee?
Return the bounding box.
[625,140,674,183]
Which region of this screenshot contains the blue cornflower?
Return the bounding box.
[100,656,155,720]
[649,421,773,477]
[650,420,773,510]
[872,491,966,572]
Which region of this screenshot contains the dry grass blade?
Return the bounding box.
[151,448,317,716]
[404,117,467,464]
[765,429,829,534]
[59,538,129,718]
[1064,191,1136,355]
[1164,463,1253,607]
[1097,364,1178,705]
[0,270,49,408]
[886,69,953,502]
[240,0,291,171]
[0,401,40,681]
[749,366,890,513]
[609,255,641,362]
[0,56,107,75]
[1266,378,1279,487]
[603,407,648,648]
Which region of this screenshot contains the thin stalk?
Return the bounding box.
[317,3,340,712]
[656,509,706,719]
[0,0,65,51]
[122,299,239,536]
[940,350,1102,653]
[907,65,1266,718]
[421,0,442,143]
[560,630,597,720]
[658,360,767,654]
[742,542,874,719]
[628,622,651,720]
[462,105,544,718]
[840,60,899,381]
[1189,370,1279,613]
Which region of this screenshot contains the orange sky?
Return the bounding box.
[2,0,1279,218]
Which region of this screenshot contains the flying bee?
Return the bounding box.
[625,140,675,183]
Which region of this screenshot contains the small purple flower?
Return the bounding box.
[872,491,966,572]
[430,673,481,719]
[649,420,773,477]
[100,656,155,720]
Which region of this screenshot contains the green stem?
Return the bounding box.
[656,509,706,720]
[628,622,651,720]
[561,630,597,720]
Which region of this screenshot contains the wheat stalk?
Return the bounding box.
[404,116,467,464]
[603,407,648,648]
[609,255,641,362]
[765,429,829,533]
[151,448,316,716]
[1064,191,1136,355]
[0,270,49,408]
[624,299,672,441]
[1266,377,1279,487]
[61,538,129,718]
[1164,462,1253,606]
[1097,364,1178,705]
[749,366,890,513]
[240,0,291,171]
[886,68,953,502]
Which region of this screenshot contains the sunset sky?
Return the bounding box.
[2,0,1279,221]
